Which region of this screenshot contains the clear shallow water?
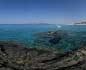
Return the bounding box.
[0,24,57,43]
[0,24,86,51]
[0,24,86,42]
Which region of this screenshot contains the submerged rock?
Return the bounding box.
[0,41,86,70]
[34,30,86,52]
[49,37,61,44]
[34,30,67,46]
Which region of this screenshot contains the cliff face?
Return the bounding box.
[0,42,86,70]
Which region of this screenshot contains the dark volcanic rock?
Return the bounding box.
[0,41,86,70]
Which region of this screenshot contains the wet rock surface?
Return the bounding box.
[0,42,86,70]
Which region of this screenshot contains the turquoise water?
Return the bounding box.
[0,24,86,42]
[0,24,86,51]
[0,24,57,43]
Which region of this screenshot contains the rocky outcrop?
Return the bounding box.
[0,42,86,70]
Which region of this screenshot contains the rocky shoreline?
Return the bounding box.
[0,30,86,70]
[0,42,86,70]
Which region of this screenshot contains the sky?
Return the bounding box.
[0,0,86,24]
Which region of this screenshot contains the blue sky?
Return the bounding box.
[0,0,86,24]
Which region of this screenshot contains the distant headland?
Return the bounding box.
[74,21,86,25]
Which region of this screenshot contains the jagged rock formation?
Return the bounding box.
[0,42,86,70]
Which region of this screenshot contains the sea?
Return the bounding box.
[0,24,86,52]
